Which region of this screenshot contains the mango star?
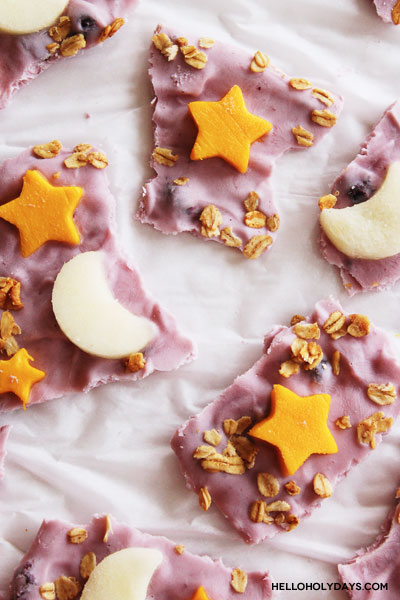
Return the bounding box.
[0,169,83,257]
[188,85,272,173]
[190,587,212,600]
[249,384,338,475]
[0,348,46,409]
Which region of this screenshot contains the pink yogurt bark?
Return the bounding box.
[373,0,399,23]
[6,514,274,600]
[0,425,11,479]
[136,27,343,259]
[0,0,138,110]
[338,492,400,598]
[0,146,194,412]
[320,100,400,295]
[172,298,400,544]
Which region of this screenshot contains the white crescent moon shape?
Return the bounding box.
[52,251,156,359]
[80,547,163,600]
[320,161,400,260]
[0,0,69,35]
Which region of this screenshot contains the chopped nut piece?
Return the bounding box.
[98,18,125,43]
[203,428,222,446]
[64,152,88,169]
[199,486,212,511]
[180,45,207,69]
[54,576,81,600]
[174,544,185,555]
[39,583,56,600]
[152,147,179,167]
[279,360,299,378]
[266,214,280,232]
[67,527,88,544]
[312,88,334,106]
[292,125,314,147]
[311,109,337,127]
[290,314,305,326]
[87,152,108,169]
[220,227,242,248]
[125,352,146,373]
[293,322,320,340]
[173,177,189,186]
[265,500,291,512]
[80,552,96,579]
[0,277,23,310]
[357,411,393,449]
[33,140,62,159]
[347,314,370,337]
[257,472,280,498]
[103,514,113,542]
[49,16,71,42]
[284,481,301,496]
[289,77,312,90]
[250,51,270,73]
[199,37,215,49]
[231,568,248,594]
[323,311,346,336]
[244,210,267,228]
[230,435,258,468]
[332,350,340,376]
[46,42,60,54]
[243,235,273,259]
[367,383,397,406]
[244,191,259,212]
[393,1,400,24]
[193,445,217,459]
[336,415,351,430]
[313,473,333,498]
[201,451,245,475]
[318,194,337,210]
[60,34,86,58]
[199,205,222,238]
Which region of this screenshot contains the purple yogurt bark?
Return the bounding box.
[373,0,400,24]
[338,491,400,598]
[0,425,11,479]
[172,298,400,544]
[136,27,343,260]
[0,0,138,110]
[0,145,194,412]
[320,100,400,295]
[6,514,274,600]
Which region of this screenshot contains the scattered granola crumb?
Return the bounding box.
[311,109,337,127]
[53,172,61,179]
[289,77,312,90]
[125,352,146,373]
[87,152,108,169]
[290,314,305,326]
[39,583,55,600]
[244,191,259,212]
[323,311,346,337]
[173,177,189,186]
[266,214,280,232]
[231,568,248,594]
[312,88,334,107]
[292,125,313,147]
[103,514,113,542]
[49,16,71,42]
[332,350,340,376]
[313,473,332,498]
[249,500,273,524]
[46,42,60,54]
[200,205,222,238]
[199,486,212,511]
[199,37,215,49]
[152,147,179,167]
[0,277,23,310]
[64,152,88,169]
[80,552,96,579]
[318,194,337,210]
[265,500,291,512]
[220,227,242,248]
[393,0,400,24]
[67,527,87,544]
[335,415,351,430]
[250,51,270,73]
[284,481,301,496]
[223,416,252,437]
[203,428,222,446]
[291,338,323,371]
[54,576,81,600]
[33,140,62,159]
[0,311,21,357]
[257,472,280,497]
[347,314,370,337]
[180,45,207,69]
[357,411,393,449]
[60,34,86,57]
[367,383,397,406]
[74,143,92,154]
[200,449,245,475]
[279,360,299,378]
[174,544,185,555]
[98,18,125,43]
[243,235,273,259]
[293,322,320,340]
[244,210,267,228]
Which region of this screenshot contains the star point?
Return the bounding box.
[189,587,212,600]
[0,347,46,409]
[188,85,272,173]
[249,384,338,475]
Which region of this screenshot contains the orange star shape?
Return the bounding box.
[189,587,212,600]
[0,169,83,257]
[188,85,272,173]
[0,348,46,409]
[249,384,338,475]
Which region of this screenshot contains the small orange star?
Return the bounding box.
[0,169,83,257]
[188,85,272,173]
[249,384,338,475]
[189,587,212,600]
[0,348,46,409]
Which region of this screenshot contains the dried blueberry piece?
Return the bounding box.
[79,15,96,32]
[11,561,36,599]
[347,179,374,204]
[309,359,329,383]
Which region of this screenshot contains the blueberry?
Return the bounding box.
[11,562,36,599]
[309,359,329,383]
[79,15,96,32]
[347,179,374,204]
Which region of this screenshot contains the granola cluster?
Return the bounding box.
[152,31,213,70]
[0,278,23,358]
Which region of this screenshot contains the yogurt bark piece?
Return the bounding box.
[0,143,194,412]
[0,425,11,479]
[374,0,400,24]
[172,298,400,544]
[0,0,138,110]
[136,27,343,260]
[6,514,274,600]
[338,489,400,598]
[319,100,400,295]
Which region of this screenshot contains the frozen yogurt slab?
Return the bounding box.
[338,488,400,598]
[319,100,400,295]
[0,425,11,479]
[0,143,194,412]
[6,514,274,600]
[136,27,343,260]
[0,0,138,110]
[374,0,400,24]
[172,298,400,544]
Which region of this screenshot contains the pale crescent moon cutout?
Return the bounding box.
[52,251,156,359]
[0,0,69,35]
[320,161,400,260]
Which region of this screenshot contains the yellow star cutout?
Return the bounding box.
[0,169,83,257]
[249,384,338,475]
[0,348,46,409]
[188,85,273,173]
[190,587,212,600]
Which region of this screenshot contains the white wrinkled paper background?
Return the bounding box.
[1,1,400,598]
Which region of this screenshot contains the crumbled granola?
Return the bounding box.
[176,37,188,47]
[103,514,113,542]
[174,544,185,555]
[347,314,370,337]
[289,78,312,90]
[318,193,337,210]
[152,33,178,61]
[311,109,337,127]
[392,1,400,24]
[265,500,291,512]
[335,415,351,430]
[293,322,320,340]
[250,51,270,73]
[87,152,108,169]
[46,43,60,54]
[33,140,62,159]
[193,445,217,459]
[199,37,215,49]
[332,350,340,376]
[284,481,301,496]
[243,235,273,259]
[280,513,299,531]
[199,205,222,238]
[0,311,21,357]
[231,568,248,594]
[49,16,71,42]
[203,428,222,446]
[291,338,323,370]
[290,314,305,326]
[279,360,299,378]
[60,34,86,58]
[200,450,245,475]
[152,147,179,167]
[266,214,280,232]
[223,416,252,437]
[74,143,92,154]
[292,125,314,147]
[249,500,273,523]
[312,88,334,107]
[64,152,88,169]
[357,411,393,449]
[367,383,397,406]
[257,472,280,497]
[244,191,259,212]
[125,352,146,373]
[80,552,96,579]
[54,576,81,600]
[67,527,88,544]
[230,435,258,468]
[173,177,189,186]
[199,486,212,511]
[244,210,267,228]
[323,311,346,336]
[313,473,332,498]
[180,45,207,69]
[98,18,125,43]
[53,172,61,179]
[0,277,23,310]
[220,227,242,248]
[39,583,55,600]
